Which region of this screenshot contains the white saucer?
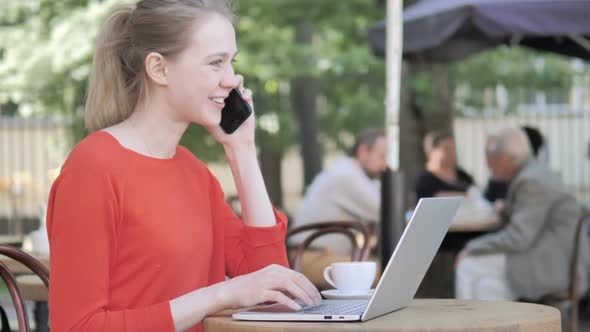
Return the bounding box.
[321,289,374,300]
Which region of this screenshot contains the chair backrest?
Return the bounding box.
[286,221,371,272]
[0,245,49,332]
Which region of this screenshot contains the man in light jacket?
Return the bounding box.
[289,129,386,288]
[456,126,590,301]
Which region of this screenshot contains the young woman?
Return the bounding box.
[47,1,321,331]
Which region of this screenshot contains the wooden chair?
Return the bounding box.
[286,221,372,272]
[534,208,590,332]
[0,245,49,332]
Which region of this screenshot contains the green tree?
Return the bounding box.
[0,0,130,143]
[1,0,387,207]
[452,46,579,115]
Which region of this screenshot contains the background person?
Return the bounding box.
[290,128,386,289]
[484,125,547,204]
[456,126,590,301]
[292,128,386,254]
[414,129,475,200]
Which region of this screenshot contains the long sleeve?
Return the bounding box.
[465,179,550,255]
[208,174,289,278]
[47,163,174,332]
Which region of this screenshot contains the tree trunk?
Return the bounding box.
[259,148,284,209]
[400,62,454,208]
[292,21,322,190]
[427,63,454,132]
[401,62,456,298]
[254,81,285,209]
[399,61,419,208]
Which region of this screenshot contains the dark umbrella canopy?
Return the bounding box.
[369,0,590,61]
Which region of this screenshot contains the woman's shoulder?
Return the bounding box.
[456,167,474,183]
[415,169,436,182]
[61,131,126,173]
[175,145,208,169]
[174,146,217,181]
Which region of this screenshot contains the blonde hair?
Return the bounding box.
[85,0,234,132]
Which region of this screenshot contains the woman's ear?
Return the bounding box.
[145,52,168,86]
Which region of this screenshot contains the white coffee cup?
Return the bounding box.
[323,261,376,294]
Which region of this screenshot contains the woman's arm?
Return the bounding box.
[223,144,275,227]
[205,80,277,228]
[170,264,321,331]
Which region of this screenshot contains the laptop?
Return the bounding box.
[233,197,462,322]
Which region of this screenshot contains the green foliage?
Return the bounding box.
[0,0,129,147]
[409,68,444,115]
[451,46,582,115]
[1,0,584,159]
[406,46,583,118]
[237,0,386,153]
[0,0,386,160]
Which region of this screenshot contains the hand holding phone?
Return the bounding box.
[219,88,253,134]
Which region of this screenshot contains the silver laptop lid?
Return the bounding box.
[362,197,462,321]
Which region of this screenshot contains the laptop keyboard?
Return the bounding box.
[299,300,367,315]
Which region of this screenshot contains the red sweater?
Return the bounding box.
[47,131,289,331]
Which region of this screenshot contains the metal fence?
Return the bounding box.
[1,107,589,236]
[0,116,70,234]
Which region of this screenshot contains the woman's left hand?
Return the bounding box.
[206,75,256,149]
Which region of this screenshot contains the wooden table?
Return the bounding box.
[417,217,502,299]
[297,216,503,292]
[204,299,561,332]
[0,235,23,246]
[15,275,47,301]
[450,216,502,233]
[0,252,49,274]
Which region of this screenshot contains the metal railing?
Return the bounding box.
[0,116,70,234]
[454,109,590,205]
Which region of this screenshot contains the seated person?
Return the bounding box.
[484,125,545,203]
[415,129,474,199]
[290,129,386,288]
[456,126,590,301]
[292,128,386,254]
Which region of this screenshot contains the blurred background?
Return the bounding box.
[0,0,588,236]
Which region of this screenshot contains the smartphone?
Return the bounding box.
[219,88,253,134]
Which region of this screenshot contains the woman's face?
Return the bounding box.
[164,14,240,128]
[430,137,457,167]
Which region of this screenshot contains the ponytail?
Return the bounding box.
[85,1,235,132]
[85,5,139,132]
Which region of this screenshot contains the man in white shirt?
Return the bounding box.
[292,128,387,254]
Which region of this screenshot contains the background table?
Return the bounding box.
[449,216,502,233]
[297,217,503,292]
[0,253,49,274]
[204,299,560,332]
[0,251,49,332]
[417,217,502,298]
[0,235,23,247]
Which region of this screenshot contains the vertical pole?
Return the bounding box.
[386,0,402,172]
[380,0,405,272]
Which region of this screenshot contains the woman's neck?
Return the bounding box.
[108,98,189,159]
